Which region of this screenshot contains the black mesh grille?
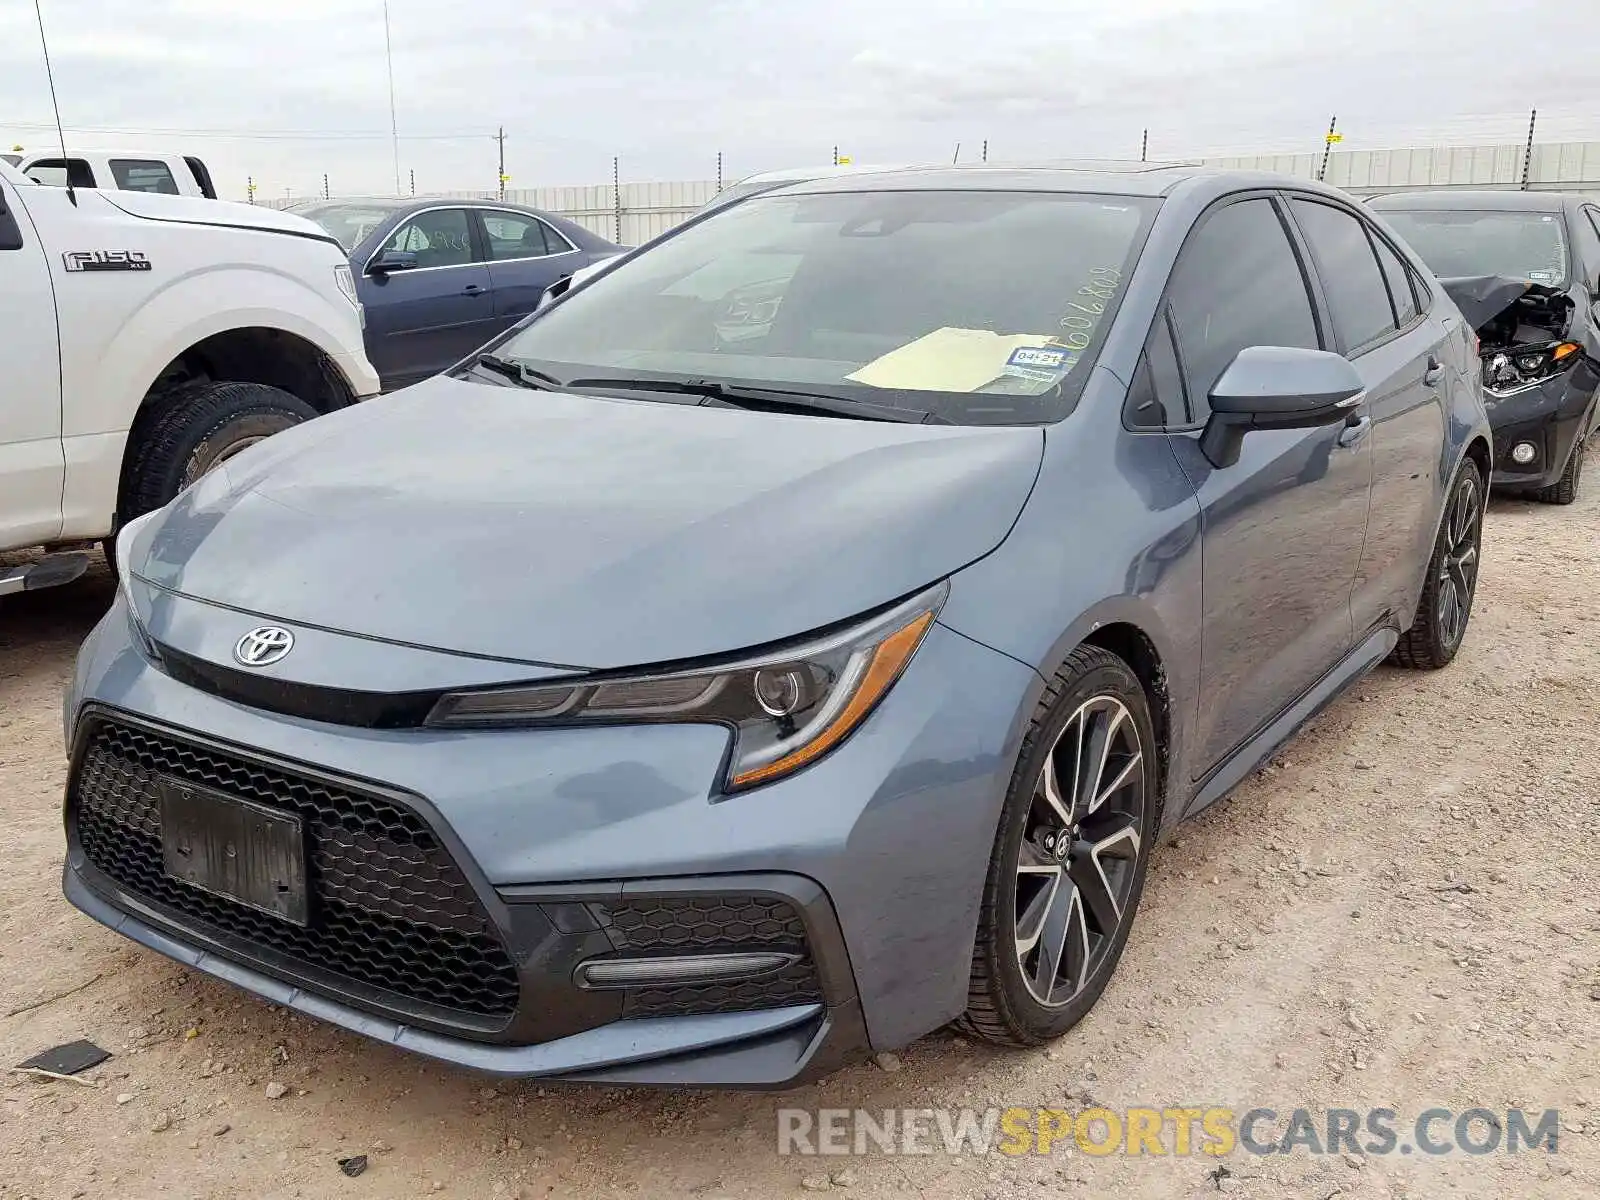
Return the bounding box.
[70,717,520,1021]
[596,896,824,1017]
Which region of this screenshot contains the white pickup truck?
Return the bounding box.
[0,161,379,595]
[13,149,219,199]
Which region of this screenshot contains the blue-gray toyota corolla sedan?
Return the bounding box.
[66,164,1492,1088]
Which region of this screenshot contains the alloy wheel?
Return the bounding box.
[1436,473,1481,649]
[1014,696,1146,1008]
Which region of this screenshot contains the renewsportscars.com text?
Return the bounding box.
[777,1106,1562,1158]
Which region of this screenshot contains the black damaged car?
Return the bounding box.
[1370,190,1600,504]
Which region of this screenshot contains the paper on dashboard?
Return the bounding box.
[846,328,1057,392]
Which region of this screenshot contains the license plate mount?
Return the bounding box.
[157,776,309,927]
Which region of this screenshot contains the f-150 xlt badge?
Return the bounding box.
[63,249,151,272]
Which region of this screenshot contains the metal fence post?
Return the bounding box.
[613,157,622,243]
[1521,109,1538,190]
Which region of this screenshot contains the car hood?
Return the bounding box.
[101,190,339,245]
[1439,275,1549,332]
[133,377,1043,670]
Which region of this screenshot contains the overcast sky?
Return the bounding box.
[3,0,1599,201]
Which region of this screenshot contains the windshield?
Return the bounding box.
[1381,208,1570,287]
[293,202,405,251]
[493,189,1157,426]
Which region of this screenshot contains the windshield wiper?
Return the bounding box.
[469,354,565,391]
[562,375,949,424]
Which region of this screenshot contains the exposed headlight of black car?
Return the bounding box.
[426,584,947,791]
[1483,341,1581,394]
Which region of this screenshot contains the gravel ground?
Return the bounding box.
[1,479,1597,1200]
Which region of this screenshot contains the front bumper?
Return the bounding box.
[1484,363,1599,490]
[61,595,1035,1086]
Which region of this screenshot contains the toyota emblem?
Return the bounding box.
[233,626,295,667]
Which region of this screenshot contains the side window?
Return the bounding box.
[0,182,25,251]
[1575,207,1600,286]
[1290,199,1397,353]
[24,158,94,189]
[383,208,474,268]
[1166,198,1321,419]
[1370,233,1419,326]
[109,159,180,195]
[1124,312,1188,429]
[481,211,552,260]
[541,220,575,254]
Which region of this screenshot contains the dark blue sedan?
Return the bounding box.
[293,198,622,391]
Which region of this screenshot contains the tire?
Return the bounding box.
[1535,435,1584,505]
[958,644,1158,1047]
[118,381,318,526]
[1390,458,1484,670]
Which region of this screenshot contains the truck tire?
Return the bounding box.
[118,381,318,526]
[1535,436,1584,505]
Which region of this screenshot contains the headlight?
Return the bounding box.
[427,584,946,791]
[113,510,161,614]
[1483,341,1581,393]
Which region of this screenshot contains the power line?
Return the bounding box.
[1,120,494,142]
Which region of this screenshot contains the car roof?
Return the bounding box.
[765,160,1330,200]
[18,148,186,161]
[1368,189,1571,213]
[301,197,560,213]
[734,164,919,184]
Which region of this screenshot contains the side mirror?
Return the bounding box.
[368,249,419,276]
[1200,346,1365,469]
[536,274,573,311]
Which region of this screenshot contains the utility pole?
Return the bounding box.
[1317,114,1339,182]
[496,127,506,200]
[1520,108,1538,190]
[952,141,961,164]
[1141,129,1149,162]
[383,1,401,195]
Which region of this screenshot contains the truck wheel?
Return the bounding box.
[118,381,318,526]
[1535,436,1584,505]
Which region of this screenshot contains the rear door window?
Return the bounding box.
[1290,199,1398,354]
[1165,197,1322,419]
[1370,234,1420,326]
[109,159,181,194]
[480,211,574,260]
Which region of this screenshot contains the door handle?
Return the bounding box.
[1423,356,1444,387]
[462,284,485,297]
[1338,415,1372,448]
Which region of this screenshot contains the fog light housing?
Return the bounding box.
[1511,441,1538,465]
[574,952,799,989]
